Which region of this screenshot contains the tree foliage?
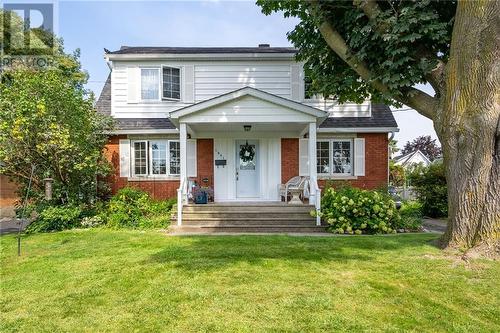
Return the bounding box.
[410,162,448,218]
[0,9,113,207]
[401,135,442,161]
[389,160,405,187]
[258,0,455,106]
[0,68,113,206]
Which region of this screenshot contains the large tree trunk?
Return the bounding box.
[435,0,500,253]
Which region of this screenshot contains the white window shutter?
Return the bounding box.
[187,139,197,177]
[183,65,195,103]
[299,138,309,176]
[119,139,131,177]
[127,67,140,103]
[354,138,365,176]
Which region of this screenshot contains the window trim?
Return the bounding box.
[316,140,331,176]
[161,65,182,101]
[316,138,354,177]
[132,140,149,177]
[331,139,353,177]
[168,140,181,176]
[140,67,161,102]
[130,139,181,178]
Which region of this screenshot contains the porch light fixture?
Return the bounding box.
[243,125,251,132]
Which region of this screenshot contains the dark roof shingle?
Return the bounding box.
[320,104,397,129]
[115,118,176,130]
[95,74,111,116]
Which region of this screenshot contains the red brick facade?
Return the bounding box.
[104,135,179,200]
[105,134,387,200]
[281,138,299,183]
[280,134,388,190]
[195,139,214,189]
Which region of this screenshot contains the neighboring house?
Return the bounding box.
[393,150,431,169]
[96,45,398,223]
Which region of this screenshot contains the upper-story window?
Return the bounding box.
[141,69,160,100]
[162,66,181,100]
[139,67,181,101]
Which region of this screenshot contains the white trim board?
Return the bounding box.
[170,86,327,123]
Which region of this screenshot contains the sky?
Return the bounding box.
[10,0,440,150]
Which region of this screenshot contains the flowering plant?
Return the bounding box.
[318,186,401,234]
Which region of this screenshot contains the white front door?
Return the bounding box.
[235,140,259,198]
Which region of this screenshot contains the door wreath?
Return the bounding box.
[239,141,255,163]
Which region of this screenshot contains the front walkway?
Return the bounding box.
[422,218,447,233]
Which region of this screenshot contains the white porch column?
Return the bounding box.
[177,122,188,226]
[180,123,187,181]
[308,122,317,205]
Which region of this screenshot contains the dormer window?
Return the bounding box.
[162,66,181,100]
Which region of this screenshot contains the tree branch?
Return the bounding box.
[354,0,446,96]
[309,1,437,119]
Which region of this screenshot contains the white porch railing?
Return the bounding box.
[310,178,322,226]
[176,177,188,226]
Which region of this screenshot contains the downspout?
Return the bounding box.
[388,132,396,186]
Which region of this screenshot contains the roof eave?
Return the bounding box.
[106,53,297,61]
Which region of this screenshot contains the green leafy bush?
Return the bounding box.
[396,201,423,231]
[409,162,448,218]
[320,186,400,234]
[103,187,175,229]
[26,205,82,233]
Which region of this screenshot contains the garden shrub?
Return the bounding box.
[103,187,175,229]
[396,201,423,231]
[409,162,448,218]
[26,205,82,233]
[320,186,400,234]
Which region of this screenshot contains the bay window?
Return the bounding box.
[131,140,180,177]
[316,139,353,177]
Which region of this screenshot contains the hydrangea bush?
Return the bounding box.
[319,186,401,234]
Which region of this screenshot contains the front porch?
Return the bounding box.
[169,87,327,226]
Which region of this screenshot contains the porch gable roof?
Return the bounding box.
[169,87,328,125]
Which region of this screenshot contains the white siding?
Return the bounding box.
[194,62,291,102]
[110,59,371,118]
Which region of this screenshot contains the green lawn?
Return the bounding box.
[1,230,498,332]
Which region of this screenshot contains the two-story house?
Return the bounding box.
[96,45,398,227]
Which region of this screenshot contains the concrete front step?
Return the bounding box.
[170,225,327,233]
[182,213,314,219]
[181,219,317,226]
[183,204,313,213]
